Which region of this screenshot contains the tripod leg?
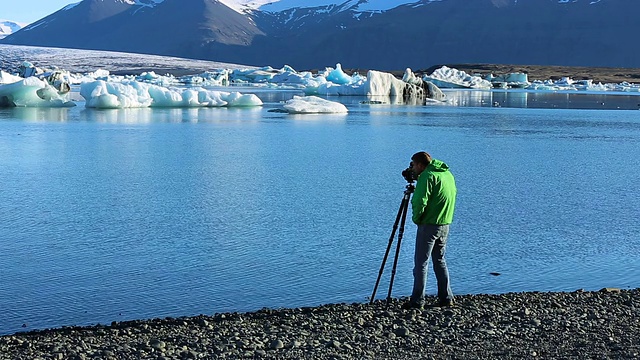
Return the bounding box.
[370,196,408,304]
[387,192,411,302]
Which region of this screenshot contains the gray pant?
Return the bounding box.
[410,224,453,305]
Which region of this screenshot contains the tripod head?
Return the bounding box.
[404,183,415,195]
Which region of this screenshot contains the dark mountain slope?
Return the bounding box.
[4,0,135,48]
[3,0,639,69]
[265,0,640,69]
[100,0,267,58]
[4,0,266,61]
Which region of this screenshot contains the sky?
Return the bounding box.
[0,0,76,24]
[0,0,418,24]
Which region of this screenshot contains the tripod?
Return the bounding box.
[370,183,414,304]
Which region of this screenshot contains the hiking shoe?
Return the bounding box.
[401,301,424,311]
[435,299,455,307]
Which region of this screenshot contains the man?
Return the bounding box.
[404,151,457,309]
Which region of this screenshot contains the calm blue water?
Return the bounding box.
[1,90,639,335]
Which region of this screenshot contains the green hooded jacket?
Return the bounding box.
[411,159,457,225]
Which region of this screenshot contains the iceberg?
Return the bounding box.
[326,63,354,85]
[487,72,530,89]
[316,81,364,96]
[80,80,263,109]
[366,69,446,102]
[0,76,75,107]
[18,61,72,93]
[365,70,407,96]
[230,65,311,86]
[282,96,348,114]
[424,66,493,89]
[0,61,75,107]
[180,71,230,87]
[313,67,446,103]
[0,70,22,84]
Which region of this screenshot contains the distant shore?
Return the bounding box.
[340,64,640,85]
[1,289,638,359]
[431,64,640,84]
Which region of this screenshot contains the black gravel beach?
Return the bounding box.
[1,289,638,359]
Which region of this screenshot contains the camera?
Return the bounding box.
[401,164,416,183]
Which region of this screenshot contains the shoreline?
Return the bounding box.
[1,289,638,359]
[340,64,640,85]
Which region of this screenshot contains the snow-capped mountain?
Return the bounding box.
[0,20,26,39]
[6,0,265,62]
[257,0,421,13]
[218,0,421,14]
[2,0,639,70]
[218,0,275,13]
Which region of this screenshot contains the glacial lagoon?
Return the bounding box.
[1,89,639,335]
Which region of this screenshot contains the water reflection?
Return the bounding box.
[285,112,348,122]
[7,107,73,122]
[81,108,154,124]
[232,88,303,105]
[76,107,265,124]
[314,91,640,110]
[446,89,640,110]
[3,89,638,121]
[325,95,439,107]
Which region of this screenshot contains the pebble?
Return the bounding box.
[269,339,284,350]
[0,289,638,359]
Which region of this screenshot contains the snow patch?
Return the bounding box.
[0,20,27,39]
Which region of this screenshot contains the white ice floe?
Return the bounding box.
[0,70,23,84]
[424,66,493,89]
[314,68,433,101]
[402,68,423,86]
[80,80,262,109]
[487,72,530,88]
[316,69,406,97]
[282,96,348,114]
[364,70,409,96]
[0,76,75,107]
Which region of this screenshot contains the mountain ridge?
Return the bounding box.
[2,0,639,70]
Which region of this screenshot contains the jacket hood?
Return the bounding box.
[428,159,450,172]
